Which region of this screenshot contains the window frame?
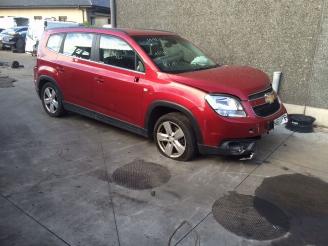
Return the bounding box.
[46,33,65,53]
[56,32,97,61]
[94,34,146,74]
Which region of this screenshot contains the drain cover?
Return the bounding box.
[212,192,289,241]
[112,160,171,190]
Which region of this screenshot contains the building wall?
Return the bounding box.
[0,8,85,23]
[117,0,328,109]
[309,1,328,109]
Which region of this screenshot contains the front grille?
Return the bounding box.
[249,86,273,101]
[253,99,280,117]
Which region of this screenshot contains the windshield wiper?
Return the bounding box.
[192,64,219,71]
[163,64,219,74]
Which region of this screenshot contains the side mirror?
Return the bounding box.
[136,60,145,73]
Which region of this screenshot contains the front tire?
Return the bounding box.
[154,112,196,161]
[41,82,65,117]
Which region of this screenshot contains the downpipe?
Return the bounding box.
[110,0,117,28]
[272,71,282,93]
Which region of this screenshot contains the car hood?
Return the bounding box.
[167,66,271,100]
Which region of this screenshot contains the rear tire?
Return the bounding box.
[154,112,196,161]
[41,82,65,117]
[15,39,25,53]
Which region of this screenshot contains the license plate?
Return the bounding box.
[274,113,288,125]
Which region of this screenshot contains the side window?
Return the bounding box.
[63,33,94,60]
[46,33,64,53]
[99,35,145,72]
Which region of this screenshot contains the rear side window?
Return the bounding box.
[47,33,64,52]
[63,33,94,60]
[99,35,145,72]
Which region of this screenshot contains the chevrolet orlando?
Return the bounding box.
[34,27,288,161]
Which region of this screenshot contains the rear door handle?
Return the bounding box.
[134,76,140,83]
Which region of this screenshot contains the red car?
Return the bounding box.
[34,27,288,161]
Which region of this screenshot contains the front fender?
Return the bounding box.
[144,100,204,144]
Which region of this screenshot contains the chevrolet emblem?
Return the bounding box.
[264,92,276,104]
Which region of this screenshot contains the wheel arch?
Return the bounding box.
[145,101,203,144]
[37,75,60,98]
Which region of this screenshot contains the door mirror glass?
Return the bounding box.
[136,58,145,73]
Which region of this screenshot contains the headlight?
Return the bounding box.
[205,95,246,117]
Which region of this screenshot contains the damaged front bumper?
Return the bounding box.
[198,139,257,157]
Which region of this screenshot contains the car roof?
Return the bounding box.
[118,28,176,36]
[47,27,177,37]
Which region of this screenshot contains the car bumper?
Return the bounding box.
[2,41,15,48]
[198,103,287,155]
[198,139,257,156]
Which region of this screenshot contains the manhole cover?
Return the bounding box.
[112,160,171,190]
[212,192,289,241]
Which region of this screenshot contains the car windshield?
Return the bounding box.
[133,35,218,74]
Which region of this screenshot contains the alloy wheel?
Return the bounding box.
[43,87,58,114]
[156,121,186,158]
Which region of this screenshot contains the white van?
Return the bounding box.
[0,17,29,30]
[25,20,80,54]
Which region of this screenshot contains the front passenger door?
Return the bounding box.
[92,35,146,125]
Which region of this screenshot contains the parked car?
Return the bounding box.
[34,27,288,161]
[25,20,81,54]
[0,29,5,47]
[1,26,28,52]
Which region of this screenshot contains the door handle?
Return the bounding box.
[134,76,140,83]
[56,66,64,73]
[94,76,104,83]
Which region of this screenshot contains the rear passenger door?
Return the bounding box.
[92,34,146,125]
[57,32,96,108]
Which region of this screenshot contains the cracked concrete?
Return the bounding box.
[1,51,328,246]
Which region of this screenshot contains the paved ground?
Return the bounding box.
[0,50,328,246]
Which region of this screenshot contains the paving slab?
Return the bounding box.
[0,196,66,246]
[270,131,328,174]
[6,169,120,246]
